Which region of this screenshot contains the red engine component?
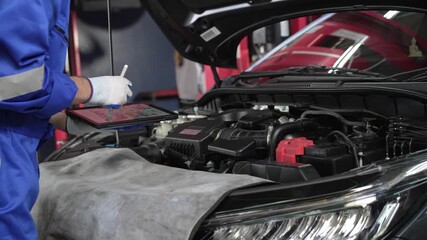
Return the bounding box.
[276,137,314,163]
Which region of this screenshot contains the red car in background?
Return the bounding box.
[252,11,427,75]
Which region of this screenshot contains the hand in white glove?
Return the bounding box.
[86,76,133,106]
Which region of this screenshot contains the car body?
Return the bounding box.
[40,1,427,239]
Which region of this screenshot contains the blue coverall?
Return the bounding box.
[0,0,77,239]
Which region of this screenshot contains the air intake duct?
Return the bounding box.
[217,127,268,149]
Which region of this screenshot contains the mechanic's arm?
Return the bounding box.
[0,1,76,117]
[6,74,92,132]
[0,1,131,119]
[70,76,92,105]
[54,77,104,133]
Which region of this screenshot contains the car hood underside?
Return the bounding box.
[140,0,427,68]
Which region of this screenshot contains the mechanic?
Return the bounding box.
[0,1,132,239]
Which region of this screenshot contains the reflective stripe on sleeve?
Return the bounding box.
[0,65,45,101]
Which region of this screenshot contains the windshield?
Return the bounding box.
[250,11,427,77]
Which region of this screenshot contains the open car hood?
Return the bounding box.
[140,0,427,68]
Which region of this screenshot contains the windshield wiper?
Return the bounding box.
[237,65,386,80]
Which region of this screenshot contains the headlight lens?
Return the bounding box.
[197,153,427,240]
[213,207,373,240]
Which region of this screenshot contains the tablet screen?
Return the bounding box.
[67,103,177,129]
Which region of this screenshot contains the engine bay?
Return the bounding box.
[86,103,427,183]
[48,85,427,184]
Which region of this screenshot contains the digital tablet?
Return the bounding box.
[67,102,178,129]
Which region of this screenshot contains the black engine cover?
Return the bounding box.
[164,118,225,160]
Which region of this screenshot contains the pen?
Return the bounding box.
[120,64,128,77]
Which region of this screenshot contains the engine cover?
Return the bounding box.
[164,118,225,161]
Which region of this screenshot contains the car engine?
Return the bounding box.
[49,100,427,184]
[94,103,424,183]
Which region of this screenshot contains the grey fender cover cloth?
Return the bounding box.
[32,148,269,240]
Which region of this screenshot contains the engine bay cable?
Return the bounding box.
[300,110,366,127]
[326,130,360,167]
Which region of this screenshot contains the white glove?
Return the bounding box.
[87,76,133,106]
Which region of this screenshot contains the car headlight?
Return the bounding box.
[212,206,374,240]
[196,153,427,240]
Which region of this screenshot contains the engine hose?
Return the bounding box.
[300,110,366,127]
[217,127,268,149]
[326,130,360,167]
[163,147,190,163]
[269,120,317,161]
